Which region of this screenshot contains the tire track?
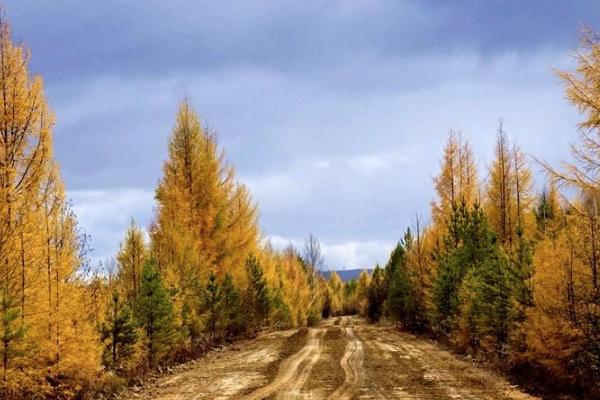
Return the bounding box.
[329,325,365,400]
[245,328,327,400]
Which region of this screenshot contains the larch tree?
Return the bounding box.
[116,219,147,302]
[302,234,326,320]
[327,271,343,316]
[432,132,479,227]
[486,123,534,251]
[533,30,600,388]
[486,123,515,248]
[151,100,258,343]
[0,15,51,378]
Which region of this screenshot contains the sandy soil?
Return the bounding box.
[120,317,538,400]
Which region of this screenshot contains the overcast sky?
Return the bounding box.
[4,1,599,269]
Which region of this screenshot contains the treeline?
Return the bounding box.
[348,32,600,398]
[0,15,335,399]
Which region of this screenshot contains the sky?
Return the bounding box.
[3,0,599,269]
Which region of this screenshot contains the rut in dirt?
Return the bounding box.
[245,327,327,400]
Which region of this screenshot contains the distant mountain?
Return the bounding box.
[321,268,372,282]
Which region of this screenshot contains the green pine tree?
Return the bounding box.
[433,201,474,333]
[134,259,176,367]
[384,229,428,332]
[244,255,270,336]
[270,286,292,329]
[464,250,514,356]
[100,291,139,370]
[220,274,244,341]
[384,241,409,322]
[202,271,222,344]
[434,202,518,355]
[1,291,25,381]
[367,265,386,322]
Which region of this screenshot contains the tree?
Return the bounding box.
[432,131,478,231]
[486,123,515,247]
[367,266,386,323]
[0,13,52,377]
[383,241,409,322]
[486,123,534,252]
[220,274,244,341]
[202,271,221,343]
[356,270,371,316]
[134,260,176,366]
[116,220,146,301]
[150,99,258,337]
[385,229,428,332]
[433,202,518,355]
[534,184,561,237]
[327,271,343,316]
[302,234,325,316]
[100,291,138,370]
[244,255,270,335]
[1,291,25,381]
[534,30,600,391]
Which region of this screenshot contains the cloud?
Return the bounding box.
[323,240,395,269]
[0,1,591,267]
[266,233,394,269]
[348,152,411,175]
[5,0,599,85]
[69,189,155,264]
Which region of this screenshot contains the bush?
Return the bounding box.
[307,310,321,327]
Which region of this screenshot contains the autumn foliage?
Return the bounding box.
[354,31,600,398]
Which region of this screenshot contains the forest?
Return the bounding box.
[0,10,599,400]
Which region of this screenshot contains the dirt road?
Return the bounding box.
[121,317,537,400]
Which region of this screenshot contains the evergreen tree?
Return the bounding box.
[384,241,409,322]
[342,279,359,315]
[433,202,518,354]
[433,201,473,332]
[1,292,25,381]
[220,274,244,341]
[244,255,270,335]
[134,260,176,366]
[100,291,138,370]
[461,247,515,356]
[270,287,292,328]
[367,266,386,323]
[385,229,429,332]
[202,271,221,343]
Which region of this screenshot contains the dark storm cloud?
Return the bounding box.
[0,1,593,267]
[5,0,599,83]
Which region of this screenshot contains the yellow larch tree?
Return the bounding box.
[116,219,147,301]
[150,99,258,337]
[431,131,479,235]
[327,271,343,316]
[485,123,534,250]
[0,15,52,380]
[0,14,98,391]
[531,30,600,392]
